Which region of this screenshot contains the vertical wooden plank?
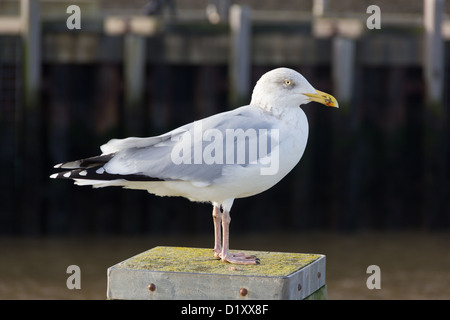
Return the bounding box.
[21,0,41,109]
[0,36,22,234]
[423,0,444,111]
[122,33,148,233]
[331,37,356,230]
[46,64,70,234]
[124,33,146,136]
[20,0,42,234]
[149,63,169,132]
[423,0,446,229]
[332,36,355,109]
[229,5,251,108]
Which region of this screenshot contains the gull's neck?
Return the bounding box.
[249,101,307,129]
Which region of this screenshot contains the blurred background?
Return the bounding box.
[0,0,449,299]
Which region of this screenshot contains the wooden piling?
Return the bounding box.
[124,32,146,136]
[422,0,446,229]
[229,5,251,108]
[423,0,444,112]
[107,246,327,300]
[332,36,355,109]
[20,0,41,109]
[19,0,43,234]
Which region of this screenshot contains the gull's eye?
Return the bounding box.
[284,79,293,86]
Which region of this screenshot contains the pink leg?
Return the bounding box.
[212,204,222,259]
[220,209,259,265]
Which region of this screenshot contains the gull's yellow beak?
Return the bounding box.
[304,90,339,108]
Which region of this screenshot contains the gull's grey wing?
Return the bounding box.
[102,105,280,184]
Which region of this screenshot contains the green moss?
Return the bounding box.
[305,285,328,300]
[118,246,321,278]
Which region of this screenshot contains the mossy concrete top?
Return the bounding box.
[117,246,322,278]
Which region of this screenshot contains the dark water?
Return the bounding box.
[0,232,449,299]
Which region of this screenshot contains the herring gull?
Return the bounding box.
[50,67,338,265]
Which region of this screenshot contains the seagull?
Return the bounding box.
[50,67,338,265]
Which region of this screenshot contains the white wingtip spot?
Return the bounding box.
[79,170,88,176]
[54,163,63,168]
[50,173,58,179]
[63,172,71,178]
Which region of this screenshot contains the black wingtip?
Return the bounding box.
[50,166,166,182]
